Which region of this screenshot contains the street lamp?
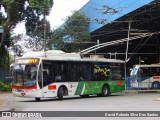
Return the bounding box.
[44,23,47,52]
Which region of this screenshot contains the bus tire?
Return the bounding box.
[58,87,64,100]
[35,97,40,101]
[102,85,110,97]
[151,81,160,89]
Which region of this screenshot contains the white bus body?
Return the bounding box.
[12,50,125,101]
[130,64,160,89]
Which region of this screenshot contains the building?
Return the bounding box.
[78,0,160,66]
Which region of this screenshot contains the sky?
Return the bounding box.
[13,0,90,34]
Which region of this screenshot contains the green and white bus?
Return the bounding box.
[12,50,125,101]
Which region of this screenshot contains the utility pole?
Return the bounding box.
[125,21,131,88]
[95,39,99,55]
[44,23,47,52]
[125,21,132,63]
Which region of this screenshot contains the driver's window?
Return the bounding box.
[42,60,54,86]
[38,65,42,88]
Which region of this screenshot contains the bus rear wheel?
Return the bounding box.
[58,87,64,100]
[151,81,160,89]
[102,85,110,97]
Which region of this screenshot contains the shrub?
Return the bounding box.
[0,82,12,92]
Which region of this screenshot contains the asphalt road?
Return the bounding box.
[1,92,160,120]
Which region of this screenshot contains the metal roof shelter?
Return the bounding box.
[80,0,160,65]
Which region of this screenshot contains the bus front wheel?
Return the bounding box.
[58,87,64,100]
[102,85,110,97]
[151,82,160,89]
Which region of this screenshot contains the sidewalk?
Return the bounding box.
[1,90,160,112]
[0,92,13,111]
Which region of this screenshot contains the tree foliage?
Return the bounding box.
[29,0,53,16]
[64,11,90,43]
[0,0,53,69]
[0,0,53,46]
[0,46,10,70]
[49,11,91,52]
[12,33,44,51]
[11,19,51,52]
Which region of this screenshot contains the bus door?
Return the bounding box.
[41,60,55,97]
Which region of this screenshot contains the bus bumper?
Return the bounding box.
[12,90,43,98]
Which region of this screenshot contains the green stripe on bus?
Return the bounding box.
[74,82,85,95]
[74,81,125,95]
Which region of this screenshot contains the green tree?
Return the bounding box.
[64,11,90,43]
[11,20,51,51]
[29,0,52,17]
[0,0,53,69]
[48,28,65,50]
[49,11,91,52]
[26,0,53,35]
[26,20,51,51]
[0,0,53,46]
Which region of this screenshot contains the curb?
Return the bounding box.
[124,90,160,93]
[0,92,14,112]
[0,107,14,112]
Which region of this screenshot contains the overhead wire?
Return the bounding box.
[91,1,160,40]
[1,0,160,40]
[0,0,131,32]
[128,35,153,60]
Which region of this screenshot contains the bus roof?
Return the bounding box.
[133,64,160,68]
[21,50,125,63]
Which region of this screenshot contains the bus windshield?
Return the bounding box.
[130,65,160,77]
[130,68,138,77]
[13,58,39,87]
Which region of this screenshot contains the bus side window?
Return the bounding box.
[55,73,62,81]
[156,71,160,75]
[78,63,91,81]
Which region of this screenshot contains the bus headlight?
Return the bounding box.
[25,89,36,92]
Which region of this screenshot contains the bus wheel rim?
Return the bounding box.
[103,87,108,95]
[154,84,158,88]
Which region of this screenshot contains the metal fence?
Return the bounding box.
[0,70,12,84]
